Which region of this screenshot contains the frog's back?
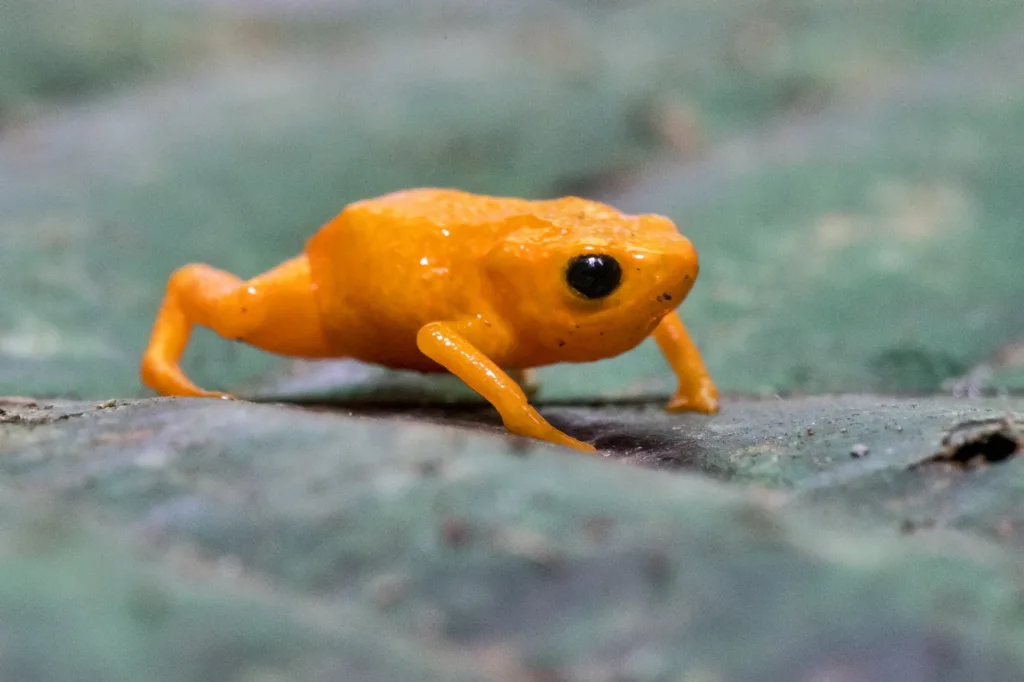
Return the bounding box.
[346,187,534,238]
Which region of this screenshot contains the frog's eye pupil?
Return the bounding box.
[565,254,622,299]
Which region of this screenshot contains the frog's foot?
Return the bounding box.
[652,310,719,415]
[665,378,719,414]
[504,410,596,452]
[141,355,235,400]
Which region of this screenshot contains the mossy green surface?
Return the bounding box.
[0,494,479,682]
[1,395,1023,680]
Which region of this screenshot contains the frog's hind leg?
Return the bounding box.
[140,256,329,398]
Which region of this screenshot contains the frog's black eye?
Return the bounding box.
[565,254,622,300]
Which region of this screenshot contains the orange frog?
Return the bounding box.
[141,188,718,452]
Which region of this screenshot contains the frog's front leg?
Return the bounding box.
[416,321,595,452]
[653,310,719,414]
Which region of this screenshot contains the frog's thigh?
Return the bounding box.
[416,322,594,452]
[173,257,329,357]
[652,310,719,414]
[162,263,266,340]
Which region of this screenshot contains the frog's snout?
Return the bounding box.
[656,235,699,304]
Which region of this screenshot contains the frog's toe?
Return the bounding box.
[543,428,597,453]
[572,439,598,453]
[185,388,237,401]
[665,386,719,414]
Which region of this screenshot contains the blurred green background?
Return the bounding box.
[2,1,1024,680]
[3,0,1022,399]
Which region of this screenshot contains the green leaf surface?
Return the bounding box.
[0,494,478,682]
[1,395,1023,680]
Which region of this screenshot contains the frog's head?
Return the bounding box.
[485,197,699,362]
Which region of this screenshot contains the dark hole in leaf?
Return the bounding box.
[945,431,1019,465]
[913,417,1021,469]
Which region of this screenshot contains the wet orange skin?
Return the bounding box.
[141,188,719,452]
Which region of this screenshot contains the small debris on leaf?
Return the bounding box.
[490,527,563,571]
[645,550,673,588]
[440,517,473,548]
[415,458,441,476]
[583,515,614,543]
[850,443,870,458]
[369,573,409,609]
[899,518,935,535]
